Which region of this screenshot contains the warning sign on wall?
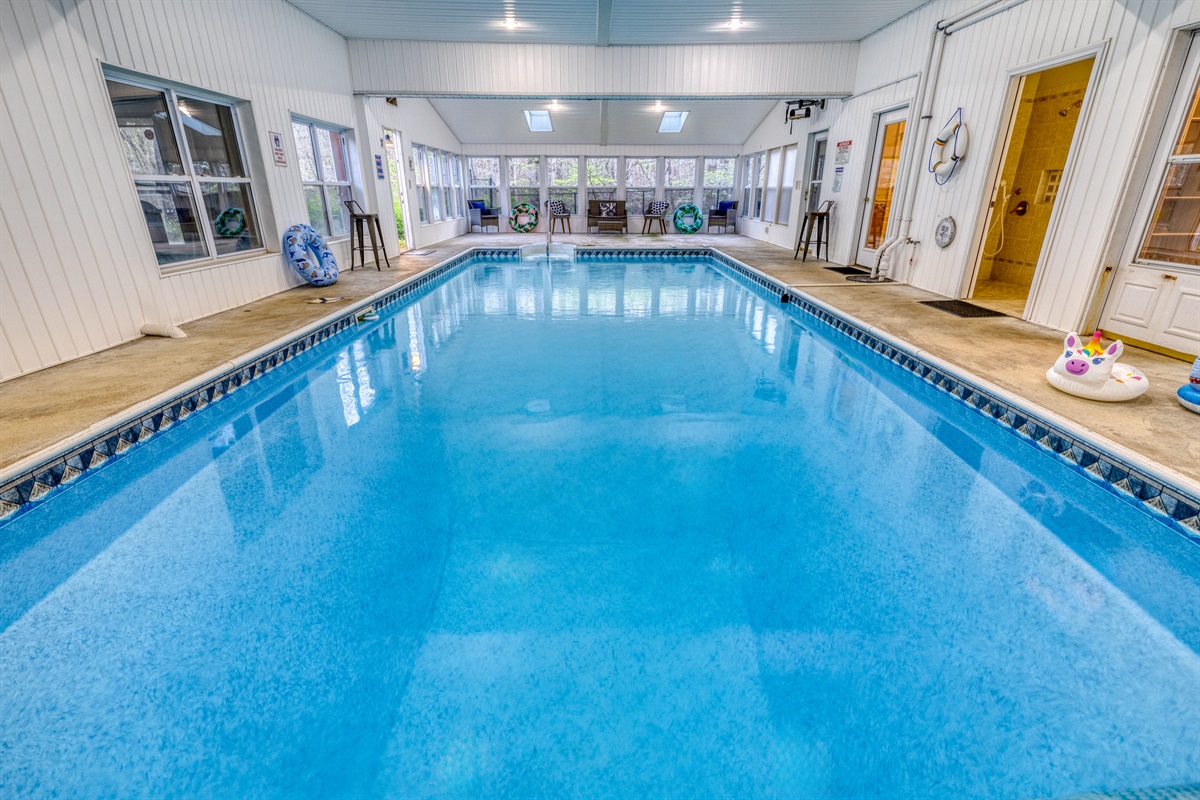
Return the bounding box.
[835,140,852,165]
[832,167,845,193]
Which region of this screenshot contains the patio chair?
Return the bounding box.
[642,200,669,234]
[587,199,628,233]
[469,200,500,233]
[707,200,738,233]
[545,199,571,233]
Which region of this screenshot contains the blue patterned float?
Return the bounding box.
[282,224,339,287]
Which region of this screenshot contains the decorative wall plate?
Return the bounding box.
[935,216,956,248]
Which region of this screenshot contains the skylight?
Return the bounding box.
[524,110,552,132]
[658,111,689,133]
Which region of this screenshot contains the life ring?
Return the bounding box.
[1046,332,1148,402]
[509,203,539,232]
[214,207,246,237]
[673,203,702,234]
[282,224,339,287]
[928,108,969,185]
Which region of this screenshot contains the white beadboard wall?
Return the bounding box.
[348,40,860,98]
[357,96,469,254]
[0,0,360,381]
[735,0,1200,332]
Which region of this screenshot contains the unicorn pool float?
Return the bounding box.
[1179,357,1200,413]
[1046,331,1148,402]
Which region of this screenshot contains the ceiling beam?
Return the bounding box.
[596,0,613,47]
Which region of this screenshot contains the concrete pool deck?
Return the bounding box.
[1,232,1197,486]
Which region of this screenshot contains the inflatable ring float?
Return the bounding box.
[509,203,539,232]
[928,108,969,185]
[1178,357,1200,413]
[673,203,703,234]
[282,224,339,287]
[1046,332,1148,402]
[214,207,246,237]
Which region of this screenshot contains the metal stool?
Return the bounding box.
[343,200,389,271]
[794,200,834,261]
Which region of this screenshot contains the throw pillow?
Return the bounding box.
[718,200,735,212]
[469,200,487,211]
[600,201,617,217]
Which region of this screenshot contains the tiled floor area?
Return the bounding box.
[1,232,1197,485]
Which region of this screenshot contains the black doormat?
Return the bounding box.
[919,300,1007,318]
[825,266,868,274]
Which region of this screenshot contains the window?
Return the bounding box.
[451,157,465,219]
[586,157,617,201]
[806,137,828,213]
[293,119,353,237]
[547,157,580,214]
[1137,75,1200,266]
[658,111,689,133]
[413,145,428,223]
[509,156,541,209]
[106,77,262,266]
[776,145,798,224]
[763,149,782,223]
[703,158,735,210]
[425,147,442,221]
[740,155,753,217]
[468,157,501,211]
[754,153,767,219]
[625,158,658,215]
[664,158,696,209]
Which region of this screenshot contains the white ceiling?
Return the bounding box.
[289,0,930,45]
[428,98,779,146]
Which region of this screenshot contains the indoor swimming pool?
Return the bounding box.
[1,253,1198,798]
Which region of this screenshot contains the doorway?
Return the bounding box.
[856,107,908,266]
[383,129,410,251]
[970,57,1096,316]
[804,132,828,213]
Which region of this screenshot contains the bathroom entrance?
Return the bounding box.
[969,57,1096,316]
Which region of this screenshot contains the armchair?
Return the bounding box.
[707,200,738,233]
[469,200,500,233]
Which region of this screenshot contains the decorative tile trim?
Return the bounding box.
[705,249,1200,543]
[0,248,521,526]
[3,245,1197,544]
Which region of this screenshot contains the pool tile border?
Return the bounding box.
[0,248,513,524]
[1,245,1197,543]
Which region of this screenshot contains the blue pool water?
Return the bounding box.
[1,257,1198,798]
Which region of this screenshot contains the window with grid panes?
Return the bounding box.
[105,76,264,266]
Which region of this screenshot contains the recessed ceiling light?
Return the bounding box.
[524,109,553,132]
[658,111,688,133]
[727,18,744,29]
[653,100,663,111]
[550,99,559,109]
[501,17,520,29]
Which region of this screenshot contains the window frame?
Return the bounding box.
[106,72,265,269]
[547,156,582,215]
[664,157,698,210]
[624,157,659,216]
[508,155,543,211]
[1133,41,1200,271]
[586,156,618,202]
[467,156,502,214]
[702,157,736,211]
[293,117,354,238]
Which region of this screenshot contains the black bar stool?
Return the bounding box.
[343,200,389,271]
[794,200,834,262]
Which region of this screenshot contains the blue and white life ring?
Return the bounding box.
[928,108,969,185]
[282,224,339,287]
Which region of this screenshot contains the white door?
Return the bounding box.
[383,129,411,251]
[805,133,828,213]
[856,107,909,267]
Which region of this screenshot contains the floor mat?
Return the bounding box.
[919,299,1007,318]
[403,249,436,256]
[825,266,868,274]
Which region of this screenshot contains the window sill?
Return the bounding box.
[158,248,271,277]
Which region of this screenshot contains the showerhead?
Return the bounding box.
[1058,99,1083,117]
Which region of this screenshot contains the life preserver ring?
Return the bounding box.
[282,224,339,287]
[928,108,969,185]
[214,207,246,237]
[1045,332,1148,402]
[673,204,702,234]
[509,203,539,232]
